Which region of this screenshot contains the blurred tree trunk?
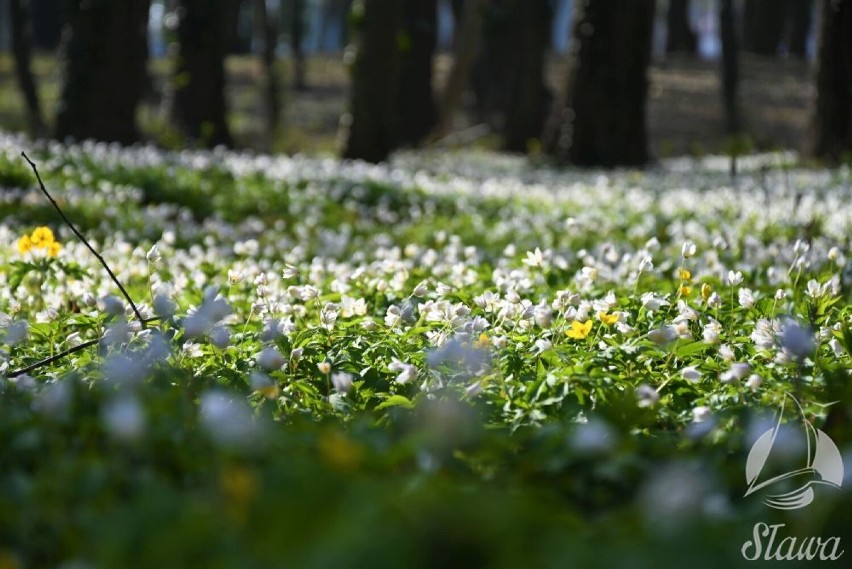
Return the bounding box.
[544,0,655,167]
[171,0,233,147]
[432,0,486,140]
[811,0,852,162]
[720,0,739,134]
[291,0,307,90]
[743,0,789,56]
[254,0,281,145]
[341,0,404,162]
[10,0,46,136]
[665,0,697,54]
[398,0,437,146]
[502,0,552,152]
[788,0,813,57]
[55,0,150,144]
[30,0,65,50]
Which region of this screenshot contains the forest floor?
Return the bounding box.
[0,52,813,158]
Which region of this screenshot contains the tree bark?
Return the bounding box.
[398,0,437,146]
[720,0,739,134]
[10,0,46,136]
[171,0,233,147]
[291,0,307,90]
[341,0,404,163]
[254,0,281,145]
[545,0,655,167]
[502,0,552,152]
[665,0,697,54]
[811,0,852,162]
[431,0,486,141]
[55,0,150,144]
[788,0,813,57]
[743,0,789,56]
[30,0,66,50]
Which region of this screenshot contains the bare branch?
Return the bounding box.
[21,151,147,325]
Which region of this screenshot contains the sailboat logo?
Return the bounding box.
[744,394,844,510]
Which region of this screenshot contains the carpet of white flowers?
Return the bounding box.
[1,132,851,567]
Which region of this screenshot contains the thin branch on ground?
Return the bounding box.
[21,151,147,324]
[6,152,165,379]
[8,339,99,378]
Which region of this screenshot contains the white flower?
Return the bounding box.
[153,294,176,317]
[4,321,28,346]
[641,292,667,312]
[435,282,453,296]
[282,264,299,279]
[726,271,743,286]
[806,279,826,299]
[228,269,243,285]
[746,374,762,391]
[692,406,711,423]
[829,338,845,357]
[774,289,786,301]
[681,241,697,258]
[317,361,332,375]
[780,320,815,361]
[412,280,429,297]
[210,327,230,349]
[146,244,162,263]
[647,326,677,345]
[534,339,553,354]
[332,371,353,394]
[719,344,735,362]
[257,347,285,371]
[523,247,544,267]
[102,396,145,442]
[388,359,418,384]
[707,292,722,309]
[290,347,304,362]
[682,367,702,383]
[385,305,402,328]
[300,285,320,301]
[738,288,755,309]
[636,384,659,408]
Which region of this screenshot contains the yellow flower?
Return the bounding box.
[30,226,55,248]
[566,320,593,339]
[474,333,490,349]
[47,241,61,257]
[17,234,34,254]
[700,283,712,301]
[678,268,692,281]
[680,285,692,296]
[598,311,619,325]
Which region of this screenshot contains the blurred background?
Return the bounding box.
[0,0,846,164]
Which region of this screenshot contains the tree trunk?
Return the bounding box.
[545,0,655,167]
[398,0,437,146]
[432,0,486,141]
[254,0,281,145]
[720,0,739,134]
[171,0,233,147]
[55,0,150,144]
[10,0,46,136]
[290,0,307,90]
[743,0,789,56]
[341,0,404,163]
[30,0,66,50]
[502,0,552,152]
[788,0,813,57]
[811,0,852,163]
[665,0,697,54]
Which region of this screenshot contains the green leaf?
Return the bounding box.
[376,394,414,410]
